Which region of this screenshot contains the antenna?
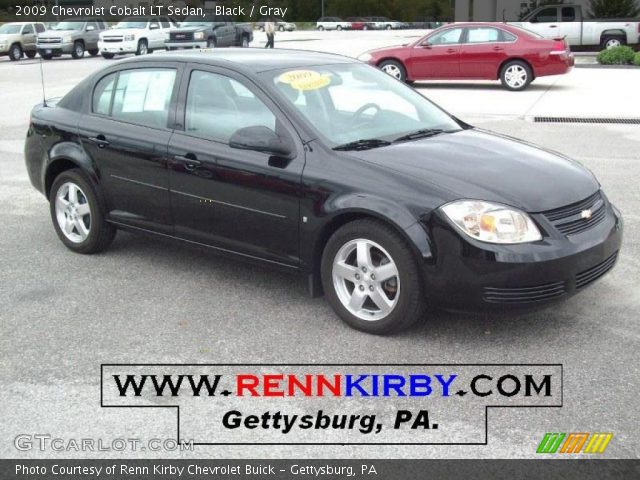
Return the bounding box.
[39,56,47,107]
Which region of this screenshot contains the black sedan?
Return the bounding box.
[24,49,622,334]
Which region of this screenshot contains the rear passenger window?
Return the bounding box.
[93,73,116,115]
[562,7,576,22]
[110,69,176,128]
[185,70,276,143]
[502,31,517,42]
[466,27,500,43]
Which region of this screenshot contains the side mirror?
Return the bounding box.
[229,126,295,159]
[86,25,95,31]
[420,41,432,48]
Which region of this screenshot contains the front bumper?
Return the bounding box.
[423,198,623,311]
[37,42,74,55]
[0,44,9,54]
[98,39,138,54]
[166,41,208,49]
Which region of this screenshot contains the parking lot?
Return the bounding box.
[1,29,639,459]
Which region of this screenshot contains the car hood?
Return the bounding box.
[41,29,78,35]
[103,28,146,35]
[344,129,599,212]
[0,34,19,40]
[174,26,208,32]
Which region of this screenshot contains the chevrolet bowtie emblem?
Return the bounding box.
[581,209,593,219]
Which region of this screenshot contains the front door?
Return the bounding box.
[78,65,180,234]
[168,66,304,266]
[409,27,463,79]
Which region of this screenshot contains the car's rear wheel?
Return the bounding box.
[101,52,114,59]
[318,26,324,31]
[241,36,249,47]
[50,170,115,254]
[25,50,37,58]
[601,35,625,49]
[378,59,407,82]
[135,39,148,55]
[278,25,285,32]
[337,25,343,31]
[71,41,84,59]
[500,60,532,91]
[321,219,425,334]
[9,43,22,61]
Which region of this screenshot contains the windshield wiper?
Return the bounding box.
[393,128,452,143]
[333,139,391,151]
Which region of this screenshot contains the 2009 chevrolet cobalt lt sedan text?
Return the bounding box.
[24,49,622,334]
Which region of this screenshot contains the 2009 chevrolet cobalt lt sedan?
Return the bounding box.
[25,49,622,334]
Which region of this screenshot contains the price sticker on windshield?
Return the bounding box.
[278,70,332,91]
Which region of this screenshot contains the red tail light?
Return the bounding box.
[551,39,568,55]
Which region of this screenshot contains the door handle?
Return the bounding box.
[493,46,504,51]
[549,25,558,28]
[174,154,202,170]
[447,48,457,53]
[88,135,109,148]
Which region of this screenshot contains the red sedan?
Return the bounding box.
[359,23,574,91]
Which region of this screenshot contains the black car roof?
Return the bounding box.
[116,48,358,73]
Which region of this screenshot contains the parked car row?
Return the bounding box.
[316,16,409,31]
[0,16,253,61]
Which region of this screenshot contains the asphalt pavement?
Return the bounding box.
[0,45,638,459]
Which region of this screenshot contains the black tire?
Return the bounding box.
[25,50,37,58]
[40,53,53,60]
[321,219,426,335]
[101,52,115,59]
[278,25,285,32]
[88,48,99,56]
[135,39,148,56]
[9,43,22,61]
[241,36,249,48]
[49,169,116,254]
[259,26,265,32]
[378,59,407,82]
[71,41,85,59]
[206,37,216,48]
[500,60,533,91]
[601,35,626,50]
[337,25,343,31]
[386,24,393,30]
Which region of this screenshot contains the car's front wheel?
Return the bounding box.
[88,48,99,56]
[71,41,85,59]
[49,170,115,254]
[25,50,37,58]
[321,219,425,334]
[101,52,114,59]
[378,59,407,82]
[135,39,148,55]
[9,43,22,61]
[500,60,532,91]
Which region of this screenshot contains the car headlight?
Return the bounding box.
[357,52,372,62]
[124,34,135,41]
[63,35,72,43]
[441,200,542,244]
[194,31,204,40]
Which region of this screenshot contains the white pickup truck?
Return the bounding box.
[511,4,640,49]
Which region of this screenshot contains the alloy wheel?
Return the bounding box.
[54,182,91,243]
[332,238,400,321]
[382,64,402,79]
[504,65,527,89]
[606,38,622,49]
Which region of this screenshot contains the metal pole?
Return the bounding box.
[321,0,324,18]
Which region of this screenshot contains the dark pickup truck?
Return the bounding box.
[166,14,252,49]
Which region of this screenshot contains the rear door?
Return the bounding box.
[85,20,100,50]
[459,26,510,78]
[409,27,463,79]
[167,64,304,266]
[78,64,181,234]
[528,7,561,39]
[21,23,36,51]
[558,6,582,46]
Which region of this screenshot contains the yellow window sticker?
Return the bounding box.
[278,70,331,91]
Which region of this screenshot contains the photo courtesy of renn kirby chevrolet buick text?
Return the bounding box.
[24,49,622,334]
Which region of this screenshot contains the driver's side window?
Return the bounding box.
[428,28,463,45]
[185,70,276,143]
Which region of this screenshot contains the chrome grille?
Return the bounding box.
[102,36,123,43]
[37,37,62,44]
[542,191,606,236]
[170,31,194,41]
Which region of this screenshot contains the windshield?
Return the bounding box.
[265,64,461,147]
[0,24,22,34]
[114,20,147,29]
[51,21,83,31]
[181,15,216,26]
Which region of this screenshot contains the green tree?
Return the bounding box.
[588,0,640,18]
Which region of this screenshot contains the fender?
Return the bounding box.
[44,141,98,197]
[301,192,434,273]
